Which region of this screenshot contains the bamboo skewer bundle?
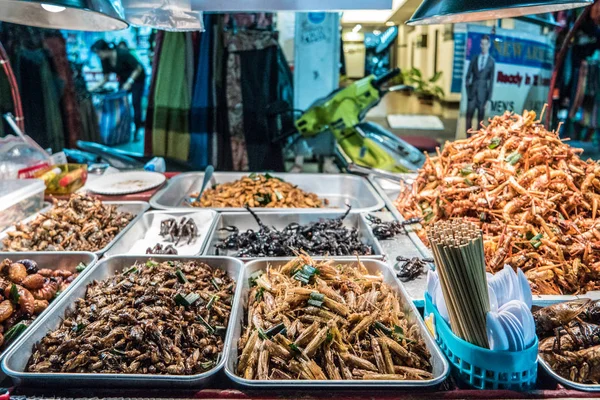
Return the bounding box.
[427,219,490,349]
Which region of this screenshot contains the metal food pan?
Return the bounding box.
[224,258,450,388]
[105,210,219,257]
[150,172,385,213]
[204,211,384,261]
[0,201,149,257]
[2,254,244,388]
[0,252,97,373]
[538,355,600,392]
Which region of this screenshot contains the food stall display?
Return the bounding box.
[26,258,236,375]
[395,110,600,295]
[1,195,138,253]
[535,299,600,388]
[233,255,436,383]
[190,173,328,209]
[214,207,376,257]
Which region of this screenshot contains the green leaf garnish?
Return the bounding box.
[123,266,138,275]
[175,292,200,307]
[176,269,188,284]
[289,343,300,353]
[4,322,27,344]
[274,190,284,201]
[460,165,473,176]
[258,328,269,340]
[145,260,158,268]
[206,295,218,310]
[265,323,286,338]
[255,287,265,301]
[505,152,522,165]
[249,271,263,287]
[464,178,474,186]
[488,137,501,149]
[76,262,87,272]
[9,284,19,306]
[197,315,215,334]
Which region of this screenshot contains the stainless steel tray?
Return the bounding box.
[2,255,244,388]
[150,172,386,213]
[224,258,450,388]
[105,210,218,257]
[0,201,149,257]
[366,211,429,306]
[0,252,97,375]
[538,355,600,392]
[204,211,384,261]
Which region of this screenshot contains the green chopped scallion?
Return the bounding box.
[206,295,218,310]
[307,299,323,307]
[76,262,87,272]
[488,137,501,149]
[197,315,215,334]
[505,152,522,165]
[176,269,188,284]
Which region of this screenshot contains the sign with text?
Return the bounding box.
[457,24,555,138]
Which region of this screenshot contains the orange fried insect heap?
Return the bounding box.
[395,110,600,295]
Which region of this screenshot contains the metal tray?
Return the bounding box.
[224,258,450,388]
[366,211,429,306]
[0,252,97,375]
[2,254,244,388]
[105,210,219,257]
[150,172,386,213]
[0,201,149,257]
[538,355,600,392]
[204,211,385,261]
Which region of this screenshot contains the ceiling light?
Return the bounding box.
[0,0,127,31]
[386,21,396,26]
[407,0,592,25]
[352,24,363,33]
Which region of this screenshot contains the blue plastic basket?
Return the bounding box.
[424,294,538,390]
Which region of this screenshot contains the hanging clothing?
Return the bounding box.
[144,30,165,155]
[189,14,215,169]
[152,32,191,161]
[45,34,82,149]
[14,48,65,152]
[223,29,291,171]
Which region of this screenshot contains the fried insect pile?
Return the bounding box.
[216,207,373,257]
[237,255,433,381]
[0,258,81,348]
[3,194,134,252]
[190,173,328,208]
[26,259,235,374]
[535,299,600,384]
[395,110,600,295]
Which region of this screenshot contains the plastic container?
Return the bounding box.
[424,294,538,391]
[34,164,88,195]
[0,179,46,232]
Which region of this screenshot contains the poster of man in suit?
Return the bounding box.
[465,34,495,135]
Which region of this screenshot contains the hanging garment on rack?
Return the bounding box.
[152,32,191,161]
[189,14,215,169]
[223,29,291,171]
[45,34,82,149]
[144,30,165,156]
[14,48,65,152]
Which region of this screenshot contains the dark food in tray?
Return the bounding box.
[159,217,199,245]
[237,254,433,381]
[536,299,600,384]
[2,194,134,252]
[26,259,235,374]
[395,256,434,283]
[216,207,373,257]
[365,214,422,240]
[146,243,178,255]
[0,258,83,349]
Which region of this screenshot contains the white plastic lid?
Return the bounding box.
[0,179,46,211]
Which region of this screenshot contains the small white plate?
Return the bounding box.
[87,171,166,195]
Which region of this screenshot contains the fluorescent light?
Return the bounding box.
[352,24,362,32]
[41,3,66,12]
[386,21,396,26]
